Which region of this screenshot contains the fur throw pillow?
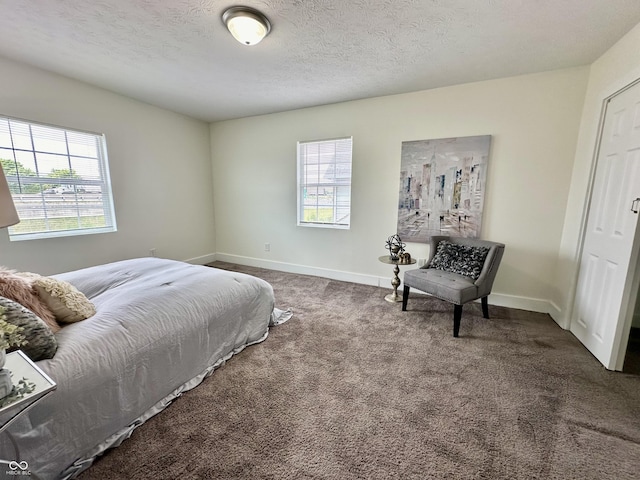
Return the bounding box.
[0,267,60,333]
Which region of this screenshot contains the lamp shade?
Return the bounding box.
[223,7,271,46]
[0,164,19,228]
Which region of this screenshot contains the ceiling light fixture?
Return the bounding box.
[222,6,271,46]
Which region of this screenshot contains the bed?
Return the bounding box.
[1,257,278,479]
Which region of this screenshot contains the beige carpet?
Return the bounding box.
[79,262,640,479]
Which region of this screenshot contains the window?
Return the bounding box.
[0,116,116,241]
[297,137,352,229]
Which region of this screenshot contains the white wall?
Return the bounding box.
[211,67,589,313]
[0,57,216,275]
[555,22,640,328]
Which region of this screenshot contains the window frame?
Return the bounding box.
[296,136,353,229]
[0,115,117,241]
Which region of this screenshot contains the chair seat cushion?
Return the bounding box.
[404,268,479,305]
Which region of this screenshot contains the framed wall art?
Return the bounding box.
[397,135,492,243]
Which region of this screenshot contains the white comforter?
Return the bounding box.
[3,258,275,479]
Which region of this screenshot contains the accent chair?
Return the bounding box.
[402,235,505,337]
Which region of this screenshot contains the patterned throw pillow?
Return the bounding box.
[429,241,490,280]
[32,276,96,324]
[0,296,58,361]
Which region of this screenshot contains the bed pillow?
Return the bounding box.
[32,276,96,324]
[0,296,57,361]
[429,241,489,280]
[0,267,60,333]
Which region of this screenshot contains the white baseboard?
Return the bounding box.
[213,253,562,317]
[184,253,217,265]
[547,301,565,327]
[488,293,559,315]
[215,253,385,287]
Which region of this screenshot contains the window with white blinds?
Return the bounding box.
[0,116,117,241]
[297,137,352,228]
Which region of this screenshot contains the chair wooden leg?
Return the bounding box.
[481,296,489,319]
[402,285,410,311]
[453,304,463,337]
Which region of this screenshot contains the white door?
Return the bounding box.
[570,80,640,370]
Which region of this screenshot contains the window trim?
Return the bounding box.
[0,115,117,241]
[296,136,352,229]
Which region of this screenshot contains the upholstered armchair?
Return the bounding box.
[402,236,505,337]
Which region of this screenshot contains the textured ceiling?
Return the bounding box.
[1,1,640,122]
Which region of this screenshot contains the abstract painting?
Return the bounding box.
[397,135,491,243]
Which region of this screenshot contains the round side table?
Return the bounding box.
[378,255,417,303]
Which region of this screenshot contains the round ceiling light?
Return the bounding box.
[222,6,271,46]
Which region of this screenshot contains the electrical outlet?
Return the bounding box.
[264,243,270,252]
[150,248,157,257]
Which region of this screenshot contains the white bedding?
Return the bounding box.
[1,258,276,479]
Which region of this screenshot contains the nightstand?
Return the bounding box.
[0,350,56,477]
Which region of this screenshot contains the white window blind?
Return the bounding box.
[0,116,117,241]
[297,137,352,228]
